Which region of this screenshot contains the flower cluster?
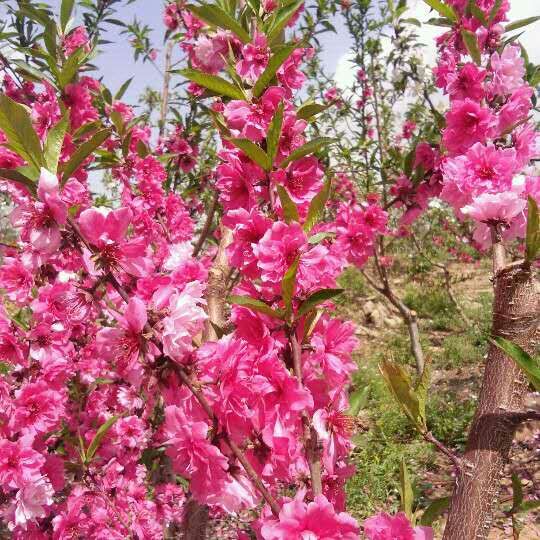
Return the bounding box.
[433,1,539,247]
[0,0,397,537]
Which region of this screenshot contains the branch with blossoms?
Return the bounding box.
[0,1,422,538]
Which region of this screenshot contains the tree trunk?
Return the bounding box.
[442,260,539,540]
[182,226,233,539]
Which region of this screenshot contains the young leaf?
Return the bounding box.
[461,29,482,65]
[281,256,300,320]
[228,138,271,170]
[511,474,524,512]
[491,337,540,391]
[415,359,431,428]
[115,77,133,100]
[399,458,414,520]
[505,16,540,33]
[419,497,450,526]
[296,288,344,319]
[85,415,120,463]
[525,196,539,262]
[228,295,283,319]
[60,0,75,31]
[296,100,330,120]
[266,102,284,164]
[266,0,304,44]
[60,129,112,185]
[186,4,251,43]
[347,387,370,416]
[280,137,336,168]
[379,360,427,431]
[303,178,331,233]
[276,185,299,223]
[422,0,457,22]
[177,68,245,100]
[252,41,301,98]
[0,168,37,195]
[44,113,69,173]
[0,94,43,173]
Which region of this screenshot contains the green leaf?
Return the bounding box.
[422,0,457,22]
[44,112,69,173]
[60,0,75,31]
[266,102,284,164]
[252,41,301,98]
[511,474,524,511]
[115,77,133,100]
[266,0,304,44]
[276,185,299,223]
[280,137,336,169]
[296,288,344,319]
[228,138,271,170]
[505,16,540,33]
[296,100,330,120]
[347,387,369,416]
[177,68,245,100]
[85,415,120,463]
[0,94,43,173]
[415,358,431,427]
[60,129,111,185]
[516,500,540,514]
[303,178,331,232]
[186,4,251,43]
[468,2,488,27]
[0,168,37,195]
[491,337,540,391]
[525,196,540,262]
[308,231,335,244]
[402,17,422,27]
[281,256,300,320]
[399,458,414,519]
[419,497,450,526]
[228,295,283,318]
[461,29,482,65]
[403,145,416,178]
[379,359,427,431]
[58,48,89,88]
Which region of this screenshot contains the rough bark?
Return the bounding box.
[182,226,233,539]
[442,260,539,540]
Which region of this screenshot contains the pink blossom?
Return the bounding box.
[0,440,45,490]
[62,26,90,56]
[10,477,54,530]
[443,99,493,154]
[260,494,359,539]
[190,32,237,74]
[462,191,526,224]
[79,207,152,276]
[11,168,67,255]
[446,62,486,101]
[162,405,230,504]
[237,32,270,84]
[490,45,525,96]
[161,281,207,362]
[364,512,433,540]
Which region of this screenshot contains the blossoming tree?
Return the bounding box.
[0,0,537,539]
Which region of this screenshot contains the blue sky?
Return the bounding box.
[37,1,352,105]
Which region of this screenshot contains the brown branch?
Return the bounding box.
[159,40,174,137]
[193,191,219,258]
[290,330,323,496]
